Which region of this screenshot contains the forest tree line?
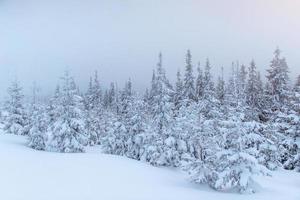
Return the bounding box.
[1,48,300,193]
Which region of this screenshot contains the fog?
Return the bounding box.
[0,0,299,98]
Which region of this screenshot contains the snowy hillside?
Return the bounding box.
[0,133,299,200]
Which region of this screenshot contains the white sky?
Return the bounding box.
[0,0,299,97]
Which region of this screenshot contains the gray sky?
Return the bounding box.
[0,0,299,98]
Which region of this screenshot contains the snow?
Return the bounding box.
[0,133,300,200]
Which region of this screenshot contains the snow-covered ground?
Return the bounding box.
[0,133,299,200]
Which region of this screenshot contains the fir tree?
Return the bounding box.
[237,64,247,105]
[151,53,174,135]
[183,50,195,101]
[28,105,48,150]
[203,58,214,99]
[174,70,184,111]
[195,62,204,101]
[4,80,28,135]
[246,60,261,110]
[266,48,290,109]
[46,71,88,153]
[216,68,225,104]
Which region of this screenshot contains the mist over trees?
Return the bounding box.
[1,48,300,193]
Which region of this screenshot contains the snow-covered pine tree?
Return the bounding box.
[84,109,100,146]
[91,70,102,110]
[85,76,94,110]
[107,82,118,112]
[183,50,196,102]
[125,96,148,160]
[174,69,184,113]
[144,53,176,166]
[199,59,219,119]
[195,62,204,101]
[85,71,102,111]
[148,70,157,106]
[27,82,41,131]
[101,79,147,159]
[47,85,61,124]
[216,67,225,104]
[27,82,48,150]
[46,71,88,153]
[226,62,244,107]
[189,120,269,193]
[28,105,48,150]
[151,53,174,135]
[4,80,28,135]
[101,78,132,155]
[101,117,127,156]
[84,71,103,146]
[237,64,247,105]
[160,102,199,167]
[246,60,264,120]
[40,86,60,148]
[256,72,265,110]
[119,79,133,125]
[273,75,300,170]
[203,58,214,100]
[264,49,298,168]
[266,48,290,110]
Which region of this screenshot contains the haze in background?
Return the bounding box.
[0,0,299,98]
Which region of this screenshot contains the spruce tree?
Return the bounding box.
[216,68,225,104]
[195,62,204,101]
[152,53,174,135]
[246,60,261,110]
[203,58,214,99]
[4,80,28,135]
[174,70,184,112]
[28,105,48,150]
[91,71,102,112]
[266,48,290,109]
[46,71,88,153]
[183,50,195,102]
[237,64,247,105]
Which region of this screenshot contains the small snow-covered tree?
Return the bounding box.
[46,71,88,153]
[101,119,128,156]
[4,80,28,135]
[188,119,269,193]
[210,150,268,193]
[125,96,148,160]
[28,105,48,150]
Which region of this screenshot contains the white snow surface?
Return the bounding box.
[0,133,300,200]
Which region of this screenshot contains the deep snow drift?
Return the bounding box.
[0,133,299,200]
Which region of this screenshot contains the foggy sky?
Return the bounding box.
[0,0,299,98]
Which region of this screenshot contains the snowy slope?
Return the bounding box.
[0,133,299,200]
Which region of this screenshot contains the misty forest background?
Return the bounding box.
[1,48,300,193]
